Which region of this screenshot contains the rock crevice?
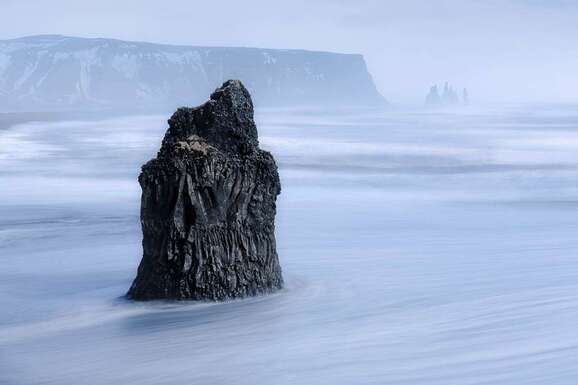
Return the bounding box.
[127,80,283,301]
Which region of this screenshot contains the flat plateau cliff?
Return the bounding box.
[127,80,283,301]
[0,35,385,111]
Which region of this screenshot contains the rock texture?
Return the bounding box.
[127,80,283,301]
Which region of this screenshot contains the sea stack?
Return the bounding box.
[127,80,283,301]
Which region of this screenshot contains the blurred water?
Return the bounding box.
[1,106,578,385]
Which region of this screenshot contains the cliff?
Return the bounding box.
[127,80,283,301]
[0,35,385,111]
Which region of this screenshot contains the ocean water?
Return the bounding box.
[1,106,578,385]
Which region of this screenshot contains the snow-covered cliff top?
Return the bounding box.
[0,35,385,111]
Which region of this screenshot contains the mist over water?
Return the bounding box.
[1,106,578,384]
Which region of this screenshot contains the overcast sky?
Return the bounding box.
[1,0,577,104]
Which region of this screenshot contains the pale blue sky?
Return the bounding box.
[1,0,577,104]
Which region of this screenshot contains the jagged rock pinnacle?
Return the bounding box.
[162,80,259,155]
[127,80,283,301]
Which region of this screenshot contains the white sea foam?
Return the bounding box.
[1,106,578,385]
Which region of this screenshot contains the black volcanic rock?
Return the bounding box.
[127,80,283,301]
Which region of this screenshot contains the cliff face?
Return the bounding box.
[127,80,283,301]
[0,35,385,111]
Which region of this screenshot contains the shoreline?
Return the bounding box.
[0,112,65,131]
[0,109,169,132]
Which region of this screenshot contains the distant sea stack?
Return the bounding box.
[127,80,283,301]
[0,35,385,111]
[425,82,469,107]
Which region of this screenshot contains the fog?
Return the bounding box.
[2,2,578,384]
[1,0,577,104]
